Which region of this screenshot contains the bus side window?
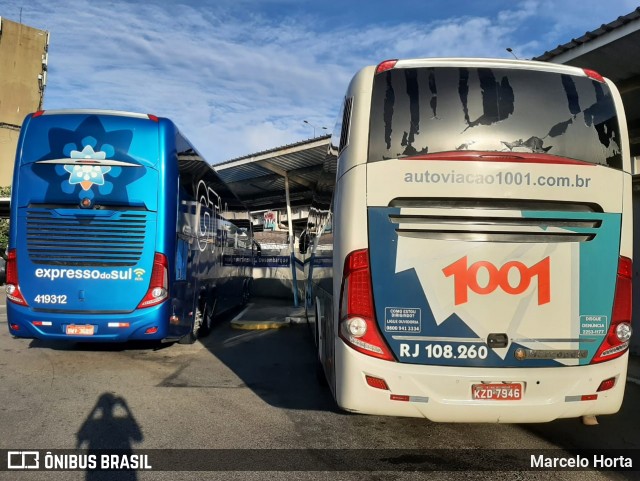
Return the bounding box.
[176,186,191,280]
[226,222,237,248]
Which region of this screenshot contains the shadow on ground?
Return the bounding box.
[27,338,173,352]
[199,297,342,413]
[521,381,640,451]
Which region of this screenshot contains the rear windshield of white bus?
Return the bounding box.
[368,67,622,169]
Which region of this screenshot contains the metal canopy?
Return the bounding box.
[534,7,640,154]
[214,135,332,308]
[214,135,331,211]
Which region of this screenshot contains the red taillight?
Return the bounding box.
[32,110,45,118]
[592,256,632,363]
[583,69,605,83]
[145,327,159,335]
[338,249,395,362]
[6,249,28,306]
[137,253,169,309]
[6,249,18,285]
[344,250,374,318]
[376,59,398,74]
[147,114,159,122]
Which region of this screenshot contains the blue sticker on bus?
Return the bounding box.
[384,307,421,333]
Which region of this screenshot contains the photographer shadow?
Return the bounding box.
[77,392,143,481]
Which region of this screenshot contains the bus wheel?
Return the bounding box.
[179,307,203,344]
[200,299,216,337]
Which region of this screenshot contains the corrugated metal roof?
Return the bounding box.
[217,134,331,167]
[533,8,640,154]
[534,7,640,62]
[215,135,331,211]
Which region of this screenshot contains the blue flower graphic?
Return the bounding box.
[63,145,112,191]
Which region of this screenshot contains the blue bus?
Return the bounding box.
[6,109,253,343]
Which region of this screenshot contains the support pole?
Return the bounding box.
[284,173,299,307]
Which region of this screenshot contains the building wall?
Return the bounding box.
[0,17,48,187]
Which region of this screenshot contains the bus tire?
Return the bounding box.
[199,298,217,337]
[314,308,328,386]
[179,305,203,344]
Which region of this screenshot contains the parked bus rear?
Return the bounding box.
[7,110,180,342]
[324,59,632,422]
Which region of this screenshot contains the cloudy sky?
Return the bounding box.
[1,0,638,164]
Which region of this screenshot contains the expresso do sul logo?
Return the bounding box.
[442,256,551,305]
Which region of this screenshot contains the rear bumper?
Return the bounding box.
[7,301,174,342]
[335,340,627,422]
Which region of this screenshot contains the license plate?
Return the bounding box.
[472,383,523,400]
[66,325,94,336]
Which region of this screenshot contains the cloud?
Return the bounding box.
[1,0,635,163]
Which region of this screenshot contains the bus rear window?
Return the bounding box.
[16,113,161,210]
[20,114,159,168]
[368,67,622,169]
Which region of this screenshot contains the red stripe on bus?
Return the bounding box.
[402,151,595,166]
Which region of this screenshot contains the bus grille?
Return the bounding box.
[26,210,148,266]
[388,199,601,243]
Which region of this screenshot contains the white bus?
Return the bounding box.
[303,58,633,423]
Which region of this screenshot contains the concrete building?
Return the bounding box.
[0,17,49,188]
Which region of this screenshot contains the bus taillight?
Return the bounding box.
[5,249,28,306]
[137,253,169,309]
[583,69,605,83]
[376,59,398,74]
[338,249,395,361]
[592,256,632,363]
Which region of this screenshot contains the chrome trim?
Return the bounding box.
[36,158,142,167]
[392,336,484,342]
[389,215,599,228]
[389,198,601,212]
[396,230,593,242]
[512,338,598,343]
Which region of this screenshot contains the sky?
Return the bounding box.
[1,0,639,164]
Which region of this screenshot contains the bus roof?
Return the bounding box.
[374,58,604,80]
[33,109,158,120]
